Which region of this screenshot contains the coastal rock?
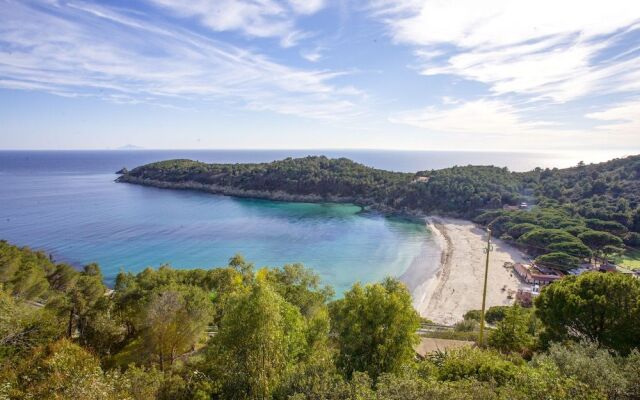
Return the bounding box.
[116,175,358,204]
[116,167,128,174]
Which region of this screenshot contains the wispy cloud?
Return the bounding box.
[388,98,640,150]
[146,0,325,45]
[371,0,640,149]
[371,0,640,102]
[300,47,324,62]
[587,99,640,136]
[0,0,357,119]
[389,99,571,136]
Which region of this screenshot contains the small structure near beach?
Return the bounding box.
[513,263,564,285]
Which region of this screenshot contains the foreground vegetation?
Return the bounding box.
[119,154,640,267]
[1,241,640,399]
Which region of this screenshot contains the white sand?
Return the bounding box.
[410,217,529,325]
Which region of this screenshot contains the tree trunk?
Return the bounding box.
[67,307,74,338]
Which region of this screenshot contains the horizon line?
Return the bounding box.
[1,148,639,156]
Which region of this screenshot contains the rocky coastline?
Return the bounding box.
[115,174,428,220]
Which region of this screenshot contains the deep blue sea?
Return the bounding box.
[0,149,624,291]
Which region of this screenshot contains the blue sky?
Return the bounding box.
[1,0,640,152]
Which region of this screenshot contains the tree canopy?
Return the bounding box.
[535,272,640,354]
[329,278,420,380]
[2,240,640,399]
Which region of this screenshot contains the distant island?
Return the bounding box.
[116,144,145,150]
[117,155,640,268]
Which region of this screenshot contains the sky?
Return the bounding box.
[1,0,640,152]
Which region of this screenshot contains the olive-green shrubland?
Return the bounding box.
[1,241,639,399]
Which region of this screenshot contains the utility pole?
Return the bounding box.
[478,227,493,346]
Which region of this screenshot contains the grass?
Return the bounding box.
[614,250,640,270]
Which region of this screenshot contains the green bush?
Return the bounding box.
[484,306,509,324]
[463,309,482,322]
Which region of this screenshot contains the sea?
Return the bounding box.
[0,149,630,292]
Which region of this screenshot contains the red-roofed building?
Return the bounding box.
[513,263,564,285]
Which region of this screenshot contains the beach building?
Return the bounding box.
[413,176,430,183]
[513,263,564,285]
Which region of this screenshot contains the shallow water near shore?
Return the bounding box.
[0,150,439,292]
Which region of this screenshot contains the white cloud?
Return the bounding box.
[288,0,325,15]
[373,0,639,48]
[147,0,325,44]
[372,0,640,150]
[372,0,640,102]
[441,96,459,105]
[0,1,359,120]
[389,99,560,135]
[280,30,316,48]
[301,47,324,62]
[389,98,640,150]
[587,99,640,136]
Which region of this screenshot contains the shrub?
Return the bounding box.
[463,309,482,322]
[534,252,580,271]
[484,306,509,324]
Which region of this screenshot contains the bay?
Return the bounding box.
[0,149,623,292]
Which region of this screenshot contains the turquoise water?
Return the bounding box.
[0,151,434,291]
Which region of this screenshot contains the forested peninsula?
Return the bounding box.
[117,155,640,268]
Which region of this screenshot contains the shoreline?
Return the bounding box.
[118,177,528,322]
[116,176,430,221]
[117,175,361,205]
[410,216,528,325]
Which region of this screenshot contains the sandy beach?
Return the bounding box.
[405,217,529,325]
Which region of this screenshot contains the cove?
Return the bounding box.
[0,151,436,293]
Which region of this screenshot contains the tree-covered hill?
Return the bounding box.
[522,155,640,229]
[474,155,640,267]
[405,165,523,215]
[117,156,527,217]
[118,154,640,227]
[118,156,413,204]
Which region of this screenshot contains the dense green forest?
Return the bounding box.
[119,154,640,268]
[1,240,640,399]
[118,155,640,220]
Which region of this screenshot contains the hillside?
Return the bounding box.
[117,156,526,217]
[117,156,413,205]
[523,155,640,229]
[118,154,640,225]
